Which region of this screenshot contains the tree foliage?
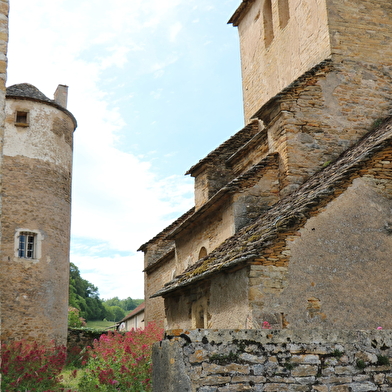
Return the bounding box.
[103,296,143,313]
[69,262,106,321]
[69,263,144,322]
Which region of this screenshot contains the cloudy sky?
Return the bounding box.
[7,0,245,300]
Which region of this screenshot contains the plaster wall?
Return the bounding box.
[268,177,392,330]
[238,0,331,122]
[145,252,176,327]
[124,311,145,331]
[4,99,73,168]
[194,171,210,210]
[165,284,211,330]
[208,268,249,329]
[164,269,249,330]
[175,202,235,274]
[0,99,75,344]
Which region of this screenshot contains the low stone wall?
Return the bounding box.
[67,328,109,354]
[152,329,392,392]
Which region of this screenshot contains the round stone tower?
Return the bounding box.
[0,83,77,345]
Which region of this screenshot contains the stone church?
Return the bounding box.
[0,1,77,345]
[140,0,392,331]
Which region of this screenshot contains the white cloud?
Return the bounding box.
[7,0,196,299]
[70,253,145,300]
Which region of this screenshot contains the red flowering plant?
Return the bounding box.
[0,339,67,392]
[78,322,163,392]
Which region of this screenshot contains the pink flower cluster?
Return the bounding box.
[1,340,67,391]
[80,322,163,391]
[262,321,271,329]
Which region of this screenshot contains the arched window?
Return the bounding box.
[263,0,274,48]
[198,246,207,259]
[278,0,290,29]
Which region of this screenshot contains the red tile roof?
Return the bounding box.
[121,302,145,322]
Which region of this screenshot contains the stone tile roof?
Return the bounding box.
[228,0,256,27]
[6,83,77,128]
[143,246,175,273]
[167,152,279,239]
[140,121,261,252]
[185,120,259,176]
[7,83,54,103]
[153,117,392,297]
[137,208,195,252]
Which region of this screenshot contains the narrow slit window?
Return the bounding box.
[278,0,290,29]
[263,0,274,48]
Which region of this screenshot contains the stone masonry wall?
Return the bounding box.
[0,156,72,344]
[237,0,331,123]
[145,251,176,327]
[175,200,235,274]
[246,144,392,332]
[0,97,74,345]
[0,0,9,356]
[237,0,392,197]
[153,329,392,392]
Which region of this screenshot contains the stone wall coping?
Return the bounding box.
[164,328,392,345]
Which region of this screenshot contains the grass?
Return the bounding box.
[61,368,83,391]
[86,320,117,330]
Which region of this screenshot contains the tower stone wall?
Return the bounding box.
[231,0,331,123]
[0,0,9,348]
[0,85,76,345]
[230,0,392,196]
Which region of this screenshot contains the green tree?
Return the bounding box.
[69,262,106,321]
[112,306,126,322]
[102,297,144,313]
[68,306,86,327]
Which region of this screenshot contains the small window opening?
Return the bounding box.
[195,307,204,329]
[263,0,274,48]
[278,0,290,29]
[18,232,36,259]
[191,300,207,329]
[15,111,29,126]
[193,302,205,329]
[198,246,207,259]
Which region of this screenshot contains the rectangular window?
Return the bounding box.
[18,232,36,259]
[15,111,29,126]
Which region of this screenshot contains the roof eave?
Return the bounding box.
[151,254,257,298]
[228,0,256,27]
[6,94,78,130]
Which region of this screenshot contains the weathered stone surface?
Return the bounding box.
[202,362,250,375]
[152,340,192,392]
[153,330,392,392]
[0,82,76,345]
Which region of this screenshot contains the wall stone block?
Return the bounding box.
[153,329,392,392]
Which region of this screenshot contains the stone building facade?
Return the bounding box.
[0,83,77,344]
[140,0,392,331]
[0,1,76,347]
[0,0,9,344]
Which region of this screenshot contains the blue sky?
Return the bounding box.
[7,0,245,299]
